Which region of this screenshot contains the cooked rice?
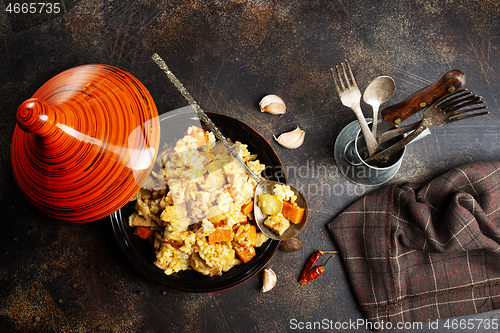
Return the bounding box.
[129,126,269,276]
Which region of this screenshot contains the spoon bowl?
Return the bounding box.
[363,76,396,136]
[254,180,308,241]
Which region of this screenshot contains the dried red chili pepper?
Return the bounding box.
[298,250,321,283]
[300,254,335,285]
[298,250,338,284]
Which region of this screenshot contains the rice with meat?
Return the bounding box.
[128,126,269,276]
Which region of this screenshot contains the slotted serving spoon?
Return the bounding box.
[152,53,307,241]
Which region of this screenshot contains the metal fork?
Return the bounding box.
[377,101,489,144]
[364,89,487,167]
[331,60,380,156]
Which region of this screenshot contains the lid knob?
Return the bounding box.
[16,98,56,137]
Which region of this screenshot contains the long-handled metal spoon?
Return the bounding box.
[152,53,307,241]
[363,76,395,137]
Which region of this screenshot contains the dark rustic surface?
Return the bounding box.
[1,0,500,332]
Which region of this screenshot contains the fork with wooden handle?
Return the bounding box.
[376,102,488,145]
[364,89,487,167]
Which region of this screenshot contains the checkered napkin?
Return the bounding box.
[328,161,500,329]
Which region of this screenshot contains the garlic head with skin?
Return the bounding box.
[261,268,277,292]
[259,94,286,115]
[274,126,305,149]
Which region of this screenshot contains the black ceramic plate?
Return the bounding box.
[109,108,285,293]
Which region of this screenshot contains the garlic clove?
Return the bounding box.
[259,94,286,115]
[261,268,277,292]
[274,126,305,149]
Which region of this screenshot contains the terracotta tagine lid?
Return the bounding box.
[11,64,160,222]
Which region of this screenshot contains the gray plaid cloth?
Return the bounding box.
[329,161,500,330]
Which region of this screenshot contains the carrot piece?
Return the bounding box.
[208,228,234,243]
[241,200,254,216]
[246,225,257,247]
[185,126,207,147]
[282,201,305,224]
[135,226,154,239]
[235,245,256,263]
[210,218,226,227]
[236,224,257,247]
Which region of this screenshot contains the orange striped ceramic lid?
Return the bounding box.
[11,64,160,222]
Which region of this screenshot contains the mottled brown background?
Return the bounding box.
[1,0,500,332]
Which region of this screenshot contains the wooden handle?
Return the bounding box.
[381,70,466,126]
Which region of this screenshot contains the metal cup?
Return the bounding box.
[334,119,405,186]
